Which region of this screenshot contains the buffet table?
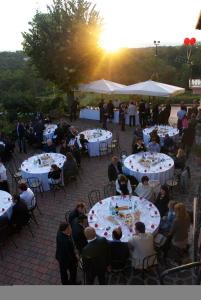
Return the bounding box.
[143,125,179,146]
[79,129,112,157]
[123,152,174,185]
[0,190,13,219]
[79,107,140,125]
[21,153,66,191]
[88,195,160,242]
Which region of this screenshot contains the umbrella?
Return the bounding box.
[114,80,185,97]
[78,79,126,94]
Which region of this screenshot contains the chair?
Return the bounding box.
[88,190,101,208]
[104,182,115,198]
[166,177,178,195]
[27,177,44,198]
[120,150,128,159]
[29,195,42,225]
[0,223,18,260]
[49,177,66,200]
[99,142,109,157]
[108,140,119,154]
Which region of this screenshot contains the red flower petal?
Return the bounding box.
[104,231,108,236]
[151,224,155,229]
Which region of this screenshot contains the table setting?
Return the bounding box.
[21,153,66,191]
[88,195,160,242]
[43,124,58,141]
[123,152,174,185]
[0,190,13,219]
[143,125,179,146]
[79,129,112,156]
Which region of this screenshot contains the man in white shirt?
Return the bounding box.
[0,158,9,192]
[18,182,36,210]
[135,176,154,202]
[128,222,156,269]
[115,174,132,197]
[128,101,137,127]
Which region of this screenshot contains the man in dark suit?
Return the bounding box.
[71,215,88,254]
[82,227,111,285]
[68,202,86,225]
[16,121,27,153]
[132,138,146,154]
[55,222,79,285]
[108,156,122,182]
[43,139,57,153]
[10,194,30,231]
[109,227,129,269]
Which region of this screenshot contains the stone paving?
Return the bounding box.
[0,117,200,285]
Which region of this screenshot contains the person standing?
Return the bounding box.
[55,222,79,285]
[152,104,159,125]
[16,121,27,153]
[107,100,114,122]
[0,158,9,192]
[128,101,137,127]
[98,99,104,123]
[119,103,126,131]
[139,99,146,127]
[102,103,108,130]
[70,99,79,122]
[82,227,111,285]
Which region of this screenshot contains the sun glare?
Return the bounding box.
[100,29,122,52]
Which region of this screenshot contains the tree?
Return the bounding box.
[22,0,103,104]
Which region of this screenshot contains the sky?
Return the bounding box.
[0,0,200,51]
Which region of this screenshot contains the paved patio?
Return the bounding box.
[0,117,200,285]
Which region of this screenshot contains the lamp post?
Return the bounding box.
[154,40,160,56]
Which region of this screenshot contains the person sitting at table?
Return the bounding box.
[59,140,70,156]
[10,194,31,232]
[69,144,81,168]
[48,164,62,185]
[162,134,175,154]
[43,139,57,153]
[155,185,170,217]
[79,134,89,154]
[0,157,9,192]
[108,156,122,182]
[63,152,78,184]
[109,227,129,269]
[132,138,146,154]
[150,129,160,144]
[71,214,88,254]
[18,182,36,210]
[115,174,132,197]
[173,148,186,170]
[159,200,177,234]
[128,222,156,270]
[147,138,161,153]
[68,202,86,225]
[135,176,154,202]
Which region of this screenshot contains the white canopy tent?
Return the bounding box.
[78,79,126,94]
[114,80,185,97]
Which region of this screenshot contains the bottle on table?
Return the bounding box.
[115,203,119,215]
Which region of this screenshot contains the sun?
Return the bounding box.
[100,29,122,52]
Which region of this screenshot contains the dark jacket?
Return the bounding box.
[109,240,129,269]
[11,200,30,228]
[69,208,80,225]
[63,159,78,178]
[71,218,87,253]
[108,162,122,182]
[55,231,77,267]
[82,237,110,274]
[132,142,146,154]
[155,194,169,217]
[43,144,57,153]
[16,123,26,139]
[48,169,61,180]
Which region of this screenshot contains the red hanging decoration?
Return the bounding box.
[184,38,190,46]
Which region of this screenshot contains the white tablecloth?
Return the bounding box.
[79,129,112,157]
[21,153,66,191]
[0,190,13,219]
[88,196,160,242]
[123,152,174,185]
[43,124,58,141]
[143,125,179,146]
[79,108,140,125]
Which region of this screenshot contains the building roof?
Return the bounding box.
[196,11,201,29]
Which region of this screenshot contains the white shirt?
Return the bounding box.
[128,233,156,269]
[0,163,7,181]
[115,179,132,195]
[20,188,36,210]
[135,183,154,202]
[128,104,137,116]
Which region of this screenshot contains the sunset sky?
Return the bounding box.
[0,0,200,51]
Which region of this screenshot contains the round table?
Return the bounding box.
[79,129,112,157]
[88,196,160,242]
[0,190,13,219]
[123,152,174,185]
[143,125,179,146]
[43,124,58,141]
[21,153,66,191]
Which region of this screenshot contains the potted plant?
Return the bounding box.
[192,144,201,166]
